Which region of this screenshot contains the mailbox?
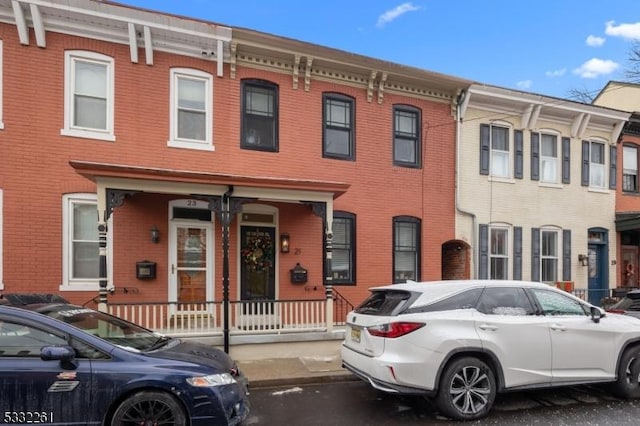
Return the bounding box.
[290,263,308,284]
[136,260,157,280]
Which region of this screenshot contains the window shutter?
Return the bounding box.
[480,124,490,175]
[514,130,523,179]
[479,224,489,279]
[531,228,540,282]
[610,145,617,190]
[513,226,522,280]
[581,141,590,186]
[531,132,540,181]
[563,229,571,281]
[562,137,571,184]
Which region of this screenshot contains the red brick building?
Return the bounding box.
[0,1,471,335]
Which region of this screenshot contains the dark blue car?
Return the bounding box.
[0,295,249,425]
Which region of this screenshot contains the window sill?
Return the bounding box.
[167,140,215,151]
[61,128,115,142]
[588,187,611,194]
[538,182,563,189]
[59,283,114,292]
[488,176,516,184]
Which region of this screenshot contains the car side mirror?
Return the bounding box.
[41,345,75,362]
[590,306,605,323]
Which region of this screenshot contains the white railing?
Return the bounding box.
[107,299,329,337]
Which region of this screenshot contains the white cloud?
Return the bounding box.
[376,2,421,28]
[573,58,619,78]
[545,68,566,78]
[586,35,605,47]
[516,80,533,89]
[605,20,640,40]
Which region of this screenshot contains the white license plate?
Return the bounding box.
[350,327,361,343]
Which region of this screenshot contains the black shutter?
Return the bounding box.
[479,224,489,279]
[531,228,540,282]
[563,229,571,281]
[581,141,590,186]
[513,226,522,280]
[562,137,571,184]
[480,124,490,175]
[610,145,617,190]
[531,132,540,181]
[514,130,523,179]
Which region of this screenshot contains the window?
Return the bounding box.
[530,289,589,316]
[393,216,421,283]
[393,105,421,167]
[168,68,213,151]
[331,212,355,284]
[540,133,558,183]
[541,230,558,283]
[241,80,278,151]
[490,126,509,177]
[623,144,638,192]
[476,287,534,316]
[323,93,354,160]
[62,51,114,141]
[590,141,606,188]
[0,321,67,357]
[62,194,111,291]
[490,227,508,279]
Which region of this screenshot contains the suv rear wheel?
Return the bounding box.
[435,357,496,421]
[613,346,640,399]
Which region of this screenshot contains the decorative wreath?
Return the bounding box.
[241,235,273,272]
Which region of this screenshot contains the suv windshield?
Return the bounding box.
[354,290,413,316]
[35,305,166,352]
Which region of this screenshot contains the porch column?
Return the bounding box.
[308,199,335,332]
[96,187,108,312]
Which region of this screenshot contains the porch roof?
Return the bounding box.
[70,160,350,222]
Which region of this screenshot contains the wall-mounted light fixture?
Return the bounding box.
[578,254,588,267]
[150,225,160,244]
[280,233,290,253]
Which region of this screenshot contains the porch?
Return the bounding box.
[95,288,354,344]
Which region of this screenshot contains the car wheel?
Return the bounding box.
[111,390,187,426]
[435,357,496,421]
[613,346,640,399]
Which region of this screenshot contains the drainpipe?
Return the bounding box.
[455,90,477,278]
[221,186,234,353]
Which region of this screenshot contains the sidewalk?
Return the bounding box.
[227,339,356,388]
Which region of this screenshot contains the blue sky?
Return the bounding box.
[116,0,640,100]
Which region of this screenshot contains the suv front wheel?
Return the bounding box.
[435,357,496,421]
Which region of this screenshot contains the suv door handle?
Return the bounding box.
[550,324,566,331]
[478,324,498,331]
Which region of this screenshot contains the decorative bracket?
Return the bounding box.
[378,72,387,104]
[230,42,237,79]
[304,57,314,92]
[367,71,378,102]
[303,201,326,221]
[293,54,301,89]
[105,189,139,220]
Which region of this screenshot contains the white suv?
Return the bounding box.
[341,280,640,420]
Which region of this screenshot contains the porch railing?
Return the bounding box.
[107,298,334,337]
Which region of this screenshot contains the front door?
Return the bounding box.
[240,226,276,303]
[169,221,213,311]
[587,243,606,306]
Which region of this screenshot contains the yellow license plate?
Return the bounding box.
[350,327,361,343]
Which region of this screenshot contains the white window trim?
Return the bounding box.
[489,122,512,179]
[167,68,214,151]
[489,225,510,280]
[539,131,559,184]
[588,138,608,190]
[61,193,113,292]
[0,189,3,290]
[0,40,4,130]
[61,51,115,141]
[540,227,561,284]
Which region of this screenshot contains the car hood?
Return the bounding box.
[146,339,236,372]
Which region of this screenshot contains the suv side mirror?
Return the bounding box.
[590,306,605,323]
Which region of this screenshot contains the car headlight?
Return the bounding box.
[187,373,237,387]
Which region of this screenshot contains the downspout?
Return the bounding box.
[455,90,477,278]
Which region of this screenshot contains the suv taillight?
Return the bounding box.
[367,322,425,338]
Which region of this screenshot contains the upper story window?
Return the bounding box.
[590,141,606,188]
[480,123,522,179]
[540,133,558,183]
[490,227,509,279]
[62,51,114,141]
[331,212,355,285]
[393,105,421,167]
[168,68,213,151]
[323,93,354,160]
[623,144,638,192]
[393,216,421,283]
[241,80,278,152]
[61,194,111,291]
[581,139,615,190]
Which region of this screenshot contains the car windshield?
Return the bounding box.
[36,305,167,352]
